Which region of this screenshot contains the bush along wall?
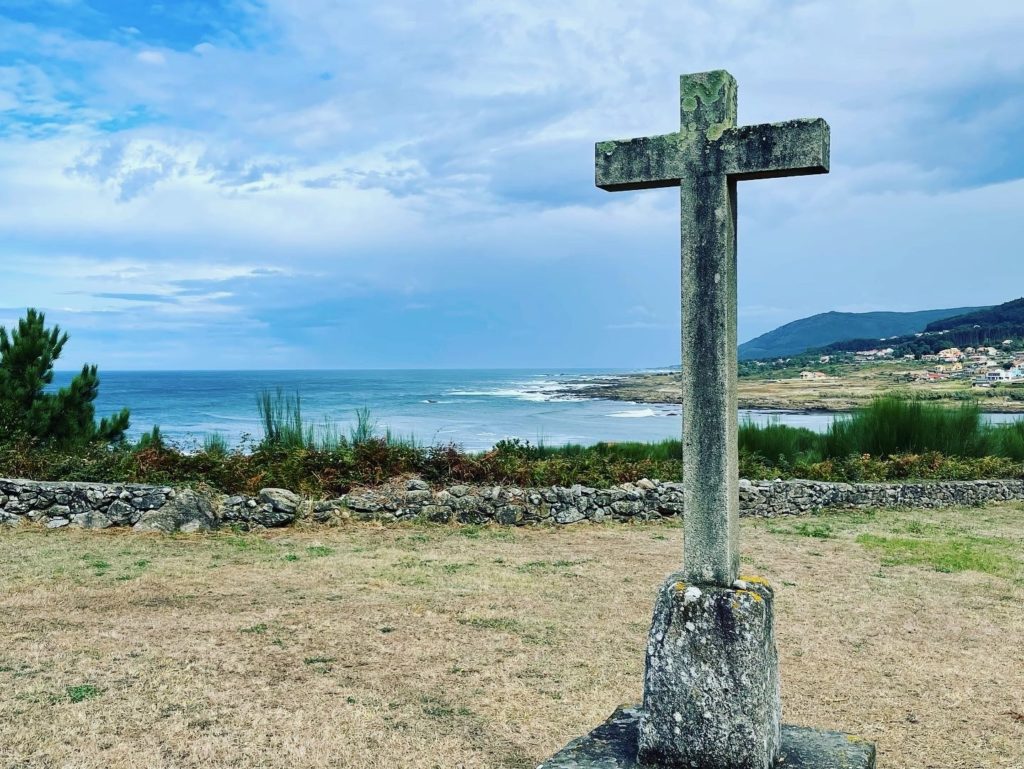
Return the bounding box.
[2,476,1024,533]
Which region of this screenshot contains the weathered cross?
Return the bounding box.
[596,71,829,587]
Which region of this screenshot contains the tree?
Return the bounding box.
[0,308,130,446]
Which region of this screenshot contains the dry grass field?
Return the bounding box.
[582,365,1024,411]
[1,504,1022,769]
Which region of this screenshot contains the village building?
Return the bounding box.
[975,368,1023,386]
[855,347,894,361]
[799,370,829,381]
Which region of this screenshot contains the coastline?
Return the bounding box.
[553,369,1024,413]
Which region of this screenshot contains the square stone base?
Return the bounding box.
[539,707,875,768]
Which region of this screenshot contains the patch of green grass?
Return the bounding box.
[897,519,945,537]
[440,562,475,574]
[303,656,335,665]
[457,616,527,633]
[455,615,556,645]
[221,536,274,554]
[856,533,1019,578]
[400,534,431,546]
[240,623,268,635]
[282,553,300,562]
[305,546,334,558]
[516,559,590,574]
[66,684,102,703]
[420,696,472,720]
[81,555,111,576]
[792,522,835,539]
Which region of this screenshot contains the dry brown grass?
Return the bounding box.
[1,504,1022,769]
[595,365,1024,411]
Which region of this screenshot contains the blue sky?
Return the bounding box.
[1,1,1023,369]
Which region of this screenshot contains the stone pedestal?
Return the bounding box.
[539,707,876,769]
[638,575,779,769]
[536,572,877,768]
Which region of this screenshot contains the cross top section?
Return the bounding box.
[596,71,829,586]
[598,71,828,193]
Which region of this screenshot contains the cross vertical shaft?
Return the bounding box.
[680,175,740,586]
[596,71,829,587]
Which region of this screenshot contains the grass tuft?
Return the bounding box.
[65,684,102,703]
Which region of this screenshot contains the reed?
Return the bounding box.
[256,389,306,449]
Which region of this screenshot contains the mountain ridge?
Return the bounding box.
[738,306,987,360]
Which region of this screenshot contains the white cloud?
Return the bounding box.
[136,50,166,65]
[1,1,1023,365]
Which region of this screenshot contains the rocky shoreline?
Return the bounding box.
[550,369,1024,412]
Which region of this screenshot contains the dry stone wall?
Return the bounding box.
[1,477,1022,532]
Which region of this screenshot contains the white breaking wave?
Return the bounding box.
[447,382,585,402]
[607,408,660,418]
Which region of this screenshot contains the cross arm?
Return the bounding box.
[595,133,686,191]
[722,118,829,181]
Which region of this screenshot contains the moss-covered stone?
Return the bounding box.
[539,707,876,768]
[638,575,780,769]
[595,71,829,588]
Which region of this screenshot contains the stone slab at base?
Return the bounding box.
[539,707,875,769]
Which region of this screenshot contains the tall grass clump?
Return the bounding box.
[203,432,229,456]
[739,421,821,465]
[257,388,306,449]
[349,407,377,445]
[988,420,1024,461]
[256,390,356,451]
[822,398,986,458]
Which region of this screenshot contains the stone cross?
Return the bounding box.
[596,70,829,587]
[538,71,872,769]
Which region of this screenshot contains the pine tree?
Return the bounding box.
[0,309,130,446]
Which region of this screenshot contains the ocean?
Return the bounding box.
[51,369,1023,452]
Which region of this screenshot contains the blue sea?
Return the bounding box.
[50,369,1024,452]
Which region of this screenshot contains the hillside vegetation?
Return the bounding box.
[819,297,1024,357]
[738,306,983,360]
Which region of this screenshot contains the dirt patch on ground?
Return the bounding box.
[1,504,1021,768]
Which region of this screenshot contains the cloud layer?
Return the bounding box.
[1,1,1023,368]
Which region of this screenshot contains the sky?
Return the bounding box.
[1,0,1023,370]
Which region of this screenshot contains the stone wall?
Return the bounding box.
[1,476,1022,533]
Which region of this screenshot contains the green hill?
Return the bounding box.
[738,306,985,360]
[923,298,1024,332]
[815,297,1024,356]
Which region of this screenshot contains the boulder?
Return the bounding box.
[133,489,217,533]
[105,499,138,525]
[247,503,295,528]
[312,499,345,522]
[258,487,301,515]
